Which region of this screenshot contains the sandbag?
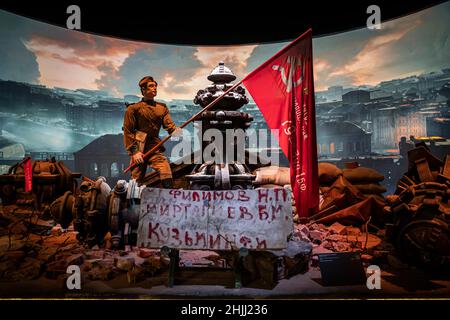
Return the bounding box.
[353,183,387,194]
[364,194,385,203]
[274,167,290,185]
[257,184,282,189]
[33,161,57,174]
[320,186,331,194]
[253,166,290,186]
[343,167,384,183]
[318,162,342,185]
[319,176,365,213]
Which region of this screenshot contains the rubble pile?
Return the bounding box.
[0,212,171,285]
[295,222,415,273]
[0,212,313,289]
[0,213,80,282]
[0,159,80,210]
[293,222,382,265]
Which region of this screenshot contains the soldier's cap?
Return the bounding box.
[139,76,158,88]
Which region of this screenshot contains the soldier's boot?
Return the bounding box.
[161,178,174,189]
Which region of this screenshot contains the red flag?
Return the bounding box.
[23,157,32,192]
[243,29,319,218]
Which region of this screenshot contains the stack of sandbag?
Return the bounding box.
[342,164,386,202]
[252,166,297,219]
[313,162,386,226]
[318,162,343,186]
[319,175,365,213]
[318,162,343,197]
[252,166,290,188]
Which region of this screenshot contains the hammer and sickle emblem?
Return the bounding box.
[281,120,293,136]
[272,56,304,93]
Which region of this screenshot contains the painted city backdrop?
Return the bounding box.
[0,2,449,194]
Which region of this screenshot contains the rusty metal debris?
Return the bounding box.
[49,178,153,249]
[0,159,81,210]
[386,145,450,271]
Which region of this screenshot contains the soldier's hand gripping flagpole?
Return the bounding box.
[123,80,243,173]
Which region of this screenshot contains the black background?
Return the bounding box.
[0,0,446,44]
[0,299,445,318]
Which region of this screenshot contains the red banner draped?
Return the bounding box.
[23,157,32,193]
[243,29,319,218]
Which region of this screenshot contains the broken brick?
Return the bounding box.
[66,253,84,266]
[138,248,156,259]
[328,222,347,235]
[115,257,135,271]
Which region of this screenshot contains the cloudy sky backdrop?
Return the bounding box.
[0,1,449,100]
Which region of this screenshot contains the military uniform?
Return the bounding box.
[123,98,177,185]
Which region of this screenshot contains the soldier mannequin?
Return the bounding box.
[123,76,181,188]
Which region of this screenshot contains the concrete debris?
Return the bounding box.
[138,248,156,259]
[326,234,346,242]
[66,253,84,266]
[179,250,218,267]
[308,230,324,244]
[203,254,225,267]
[328,222,347,235]
[85,250,105,260]
[345,226,362,236]
[83,259,103,270]
[115,256,135,271]
[46,259,70,279]
[85,259,115,281]
[281,239,313,278]
[36,247,58,263]
[134,256,168,278]
[127,265,146,284]
[292,222,391,269]
[51,225,63,236]
[3,258,43,281]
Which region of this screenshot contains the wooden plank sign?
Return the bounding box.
[137,188,293,250]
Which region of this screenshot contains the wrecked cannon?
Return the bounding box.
[50,178,142,248]
[386,145,450,271]
[0,158,81,209]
